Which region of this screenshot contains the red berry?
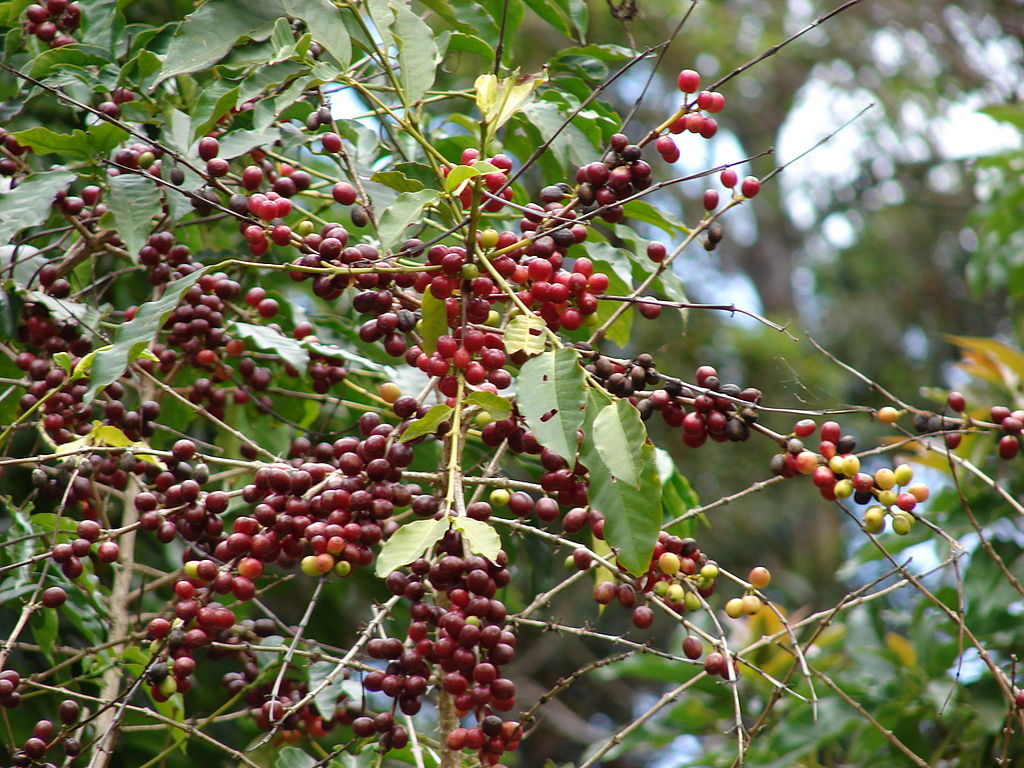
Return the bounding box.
[41,586,66,608]
[332,182,357,205]
[676,69,701,93]
[740,176,761,198]
[946,391,966,412]
[702,189,719,211]
[198,137,219,160]
[720,168,738,188]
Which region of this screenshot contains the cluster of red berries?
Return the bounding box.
[22,0,80,48]
[444,148,515,211]
[4,698,83,765]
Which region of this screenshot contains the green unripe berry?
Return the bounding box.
[563,555,575,570]
[700,563,719,580]
[666,583,685,603]
[183,561,200,580]
[460,263,480,280]
[877,489,897,508]
[683,591,702,612]
[158,676,178,697]
[653,580,670,597]
[334,560,352,577]
[864,505,886,533]
[485,310,500,327]
[296,220,315,236]
[464,615,481,626]
[833,478,853,498]
[489,488,511,506]
[893,463,913,486]
[475,411,494,427]
[137,151,156,169]
[891,511,914,535]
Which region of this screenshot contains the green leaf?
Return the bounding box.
[592,399,648,487]
[370,170,425,193]
[452,517,501,561]
[23,291,100,328]
[0,170,74,243]
[522,0,572,38]
[517,348,587,461]
[190,82,240,141]
[446,32,494,59]
[283,0,352,67]
[79,0,123,54]
[276,747,317,768]
[392,0,438,104]
[621,199,687,235]
[30,606,59,661]
[503,313,546,356]
[417,0,474,32]
[376,189,437,253]
[157,0,284,83]
[465,391,512,418]
[307,659,360,718]
[217,128,282,160]
[418,289,447,355]
[232,322,309,370]
[107,175,162,259]
[374,517,450,576]
[84,269,207,403]
[28,44,110,78]
[443,160,501,192]
[399,403,452,442]
[583,391,661,576]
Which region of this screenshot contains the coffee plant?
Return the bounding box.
[1,0,1023,766]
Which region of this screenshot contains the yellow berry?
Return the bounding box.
[874,467,895,490]
[658,552,681,576]
[478,228,500,248]
[725,598,744,618]
[683,591,702,611]
[833,479,853,498]
[700,563,719,580]
[840,454,860,477]
[489,488,510,506]
[378,382,401,403]
[877,406,900,425]
[828,455,846,475]
[741,594,762,615]
[877,489,898,508]
[666,583,685,603]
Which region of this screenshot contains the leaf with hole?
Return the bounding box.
[517,348,587,461]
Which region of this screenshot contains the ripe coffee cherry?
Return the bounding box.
[41,586,66,607]
[677,69,701,93]
[198,137,219,160]
[740,176,761,198]
[632,605,654,629]
[946,391,966,412]
[682,635,703,660]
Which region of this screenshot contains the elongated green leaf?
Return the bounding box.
[655,447,698,534]
[517,348,587,461]
[522,0,572,37]
[592,399,648,487]
[376,189,437,253]
[0,171,74,243]
[582,391,661,575]
[190,82,240,141]
[283,0,352,67]
[453,518,501,561]
[418,290,447,355]
[465,391,512,418]
[157,0,284,83]
[392,0,438,104]
[84,270,207,403]
[375,517,450,576]
[24,291,100,328]
[443,160,501,193]
[399,403,452,442]
[503,313,546,356]
[233,322,309,370]
[107,175,162,259]
[370,170,425,193]
[218,128,282,160]
[29,44,110,78]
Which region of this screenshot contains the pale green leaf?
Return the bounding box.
[232,322,309,370]
[0,171,75,244]
[475,69,548,130]
[107,175,162,259]
[392,0,438,104]
[592,399,648,487]
[283,0,352,67]
[503,313,546,356]
[376,189,437,253]
[465,391,512,418]
[418,290,447,355]
[453,517,501,561]
[517,348,587,461]
[84,270,207,403]
[375,517,450,576]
